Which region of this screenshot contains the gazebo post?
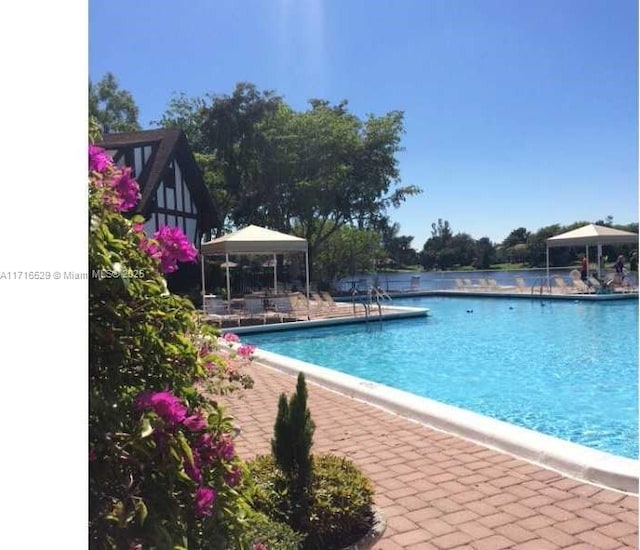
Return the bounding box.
[273,253,278,294]
[200,252,206,314]
[225,253,231,312]
[597,244,602,279]
[546,246,550,286]
[305,248,311,317]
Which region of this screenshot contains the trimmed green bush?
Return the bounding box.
[241,512,304,550]
[247,454,375,550]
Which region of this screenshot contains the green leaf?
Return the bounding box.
[176,431,194,466]
[135,500,148,525]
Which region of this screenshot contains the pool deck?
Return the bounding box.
[219,360,639,549]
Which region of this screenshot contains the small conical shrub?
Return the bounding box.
[270,372,316,531]
[272,393,293,475]
[289,372,314,487]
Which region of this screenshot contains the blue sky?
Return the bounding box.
[89,0,638,247]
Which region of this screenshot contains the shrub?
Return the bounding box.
[272,372,315,487]
[249,373,374,549]
[88,143,256,549]
[247,454,374,549]
[241,512,304,550]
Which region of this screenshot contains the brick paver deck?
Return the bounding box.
[220,360,639,549]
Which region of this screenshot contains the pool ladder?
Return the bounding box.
[353,286,392,321]
[531,277,552,296]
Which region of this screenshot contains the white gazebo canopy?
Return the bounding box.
[200,225,310,310]
[545,223,638,280]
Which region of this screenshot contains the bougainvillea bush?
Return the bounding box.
[88,144,261,549]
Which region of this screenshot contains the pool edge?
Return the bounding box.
[249,347,639,495]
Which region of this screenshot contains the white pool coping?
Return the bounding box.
[244,346,639,494]
[228,305,429,335]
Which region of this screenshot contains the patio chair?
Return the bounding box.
[553,276,575,294]
[487,278,517,292]
[463,278,478,290]
[514,277,528,293]
[243,296,285,324]
[271,293,312,320]
[271,294,307,321]
[571,279,590,293]
[454,278,466,291]
[203,296,241,326]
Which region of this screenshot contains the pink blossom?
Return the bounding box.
[194,486,216,517]
[132,223,144,233]
[224,465,242,487]
[222,332,240,343]
[152,226,198,273]
[139,238,162,262]
[135,390,187,425]
[109,166,140,212]
[89,145,112,173]
[89,448,96,462]
[217,434,235,461]
[183,413,207,432]
[238,344,256,357]
[198,344,212,357]
[194,432,215,463]
[184,453,202,483]
[252,544,267,550]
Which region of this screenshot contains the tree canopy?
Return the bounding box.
[89,72,141,134]
[157,82,422,276]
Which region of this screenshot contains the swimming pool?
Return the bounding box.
[243,296,638,459]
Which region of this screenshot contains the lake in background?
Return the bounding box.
[335,268,638,293]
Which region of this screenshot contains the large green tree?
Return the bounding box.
[156,83,421,276]
[89,72,141,133]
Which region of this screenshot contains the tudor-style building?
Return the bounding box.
[97,128,220,246]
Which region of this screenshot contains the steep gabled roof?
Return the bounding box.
[98,128,220,229]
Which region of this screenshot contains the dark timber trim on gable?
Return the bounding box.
[97,128,220,233]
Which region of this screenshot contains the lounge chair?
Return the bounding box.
[454,278,466,291]
[272,293,312,320]
[487,278,517,292]
[553,276,575,294]
[514,277,528,293]
[463,278,482,291]
[571,279,590,293]
[477,279,491,291]
[203,296,241,326]
[243,296,285,324]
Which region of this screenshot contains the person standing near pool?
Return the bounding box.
[580,254,588,282]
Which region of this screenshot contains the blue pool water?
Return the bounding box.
[243,296,639,459]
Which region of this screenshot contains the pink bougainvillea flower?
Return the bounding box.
[222,332,240,343]
[109,166,140,212]
[198,343,212,357]
[237,344,256,357]
[194,486,216,517]
[184,453,203,483]
[89,145,112,173]
[150,226,198,273]
[217,434,235,462]
[132,222,144,233]
[224,465,242,487]
[252,543,267,550]
[135,390,188,425]
[182,413,207,432]
[139,238,162,262]
[194,432,215,462]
